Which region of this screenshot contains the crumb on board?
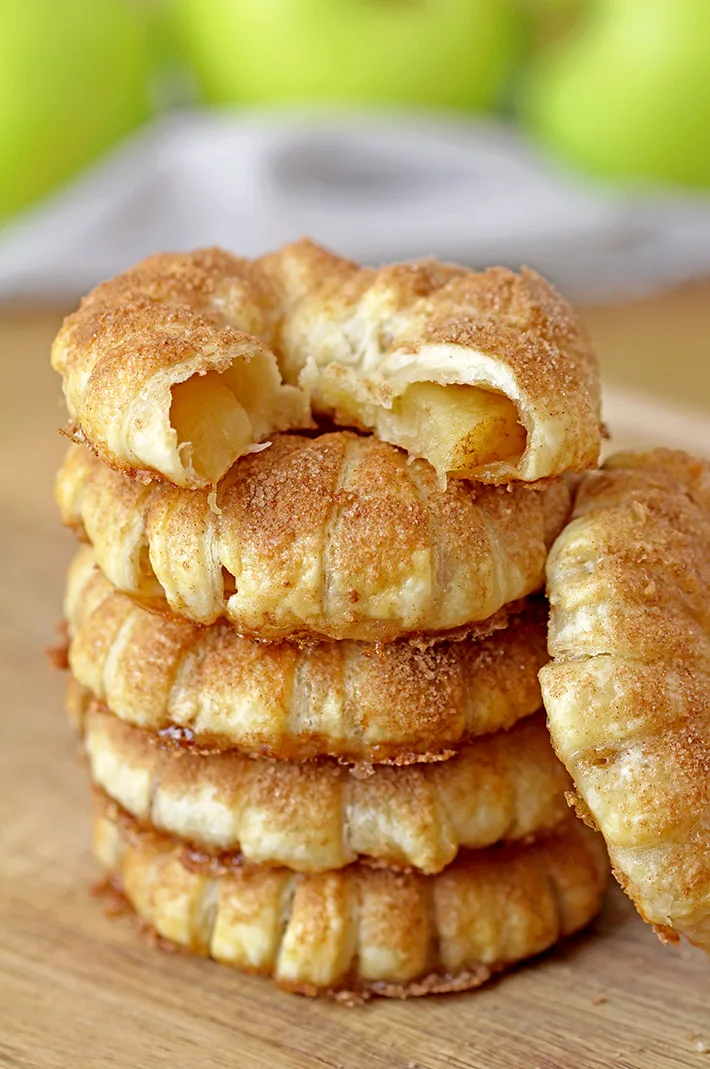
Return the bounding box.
[686,1033,710,1053]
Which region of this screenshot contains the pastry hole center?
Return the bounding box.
[169,353,279,483]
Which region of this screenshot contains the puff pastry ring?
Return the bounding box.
[77,696,570,875]
[64,546,549,764]
[56,433,571,642]
[540,449,710,951]
[93,800,607,1000]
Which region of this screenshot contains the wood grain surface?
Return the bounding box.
[2,289,710,1069]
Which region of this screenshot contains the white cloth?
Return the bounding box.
[2,109,710,301]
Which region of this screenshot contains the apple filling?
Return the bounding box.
[386,382,526,479]
[170,354,282,483]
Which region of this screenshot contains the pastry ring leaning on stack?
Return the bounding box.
[541,449,710,952]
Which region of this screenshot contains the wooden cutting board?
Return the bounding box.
[2,303,710,1069]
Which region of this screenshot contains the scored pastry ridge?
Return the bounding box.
[52,240,601,490]
[64,546,549,763]
[539,448,710,951]
[75,693,571,875]
[56,433,571,642]
[93,798,608,999]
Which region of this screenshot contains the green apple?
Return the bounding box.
[169,0,519,112]
[524,0,710,186]
[0,0,151,222]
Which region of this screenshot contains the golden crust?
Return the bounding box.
[51,248,311,488]
[77,697,570,874]
[64,546,548,762]
[539,448,710,951]
[56,434,571,642]
[257,239,602,483]
[93,799,607,999]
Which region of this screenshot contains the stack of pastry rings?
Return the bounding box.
[52,241,609,1001]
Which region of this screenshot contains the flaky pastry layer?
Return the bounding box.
[52,241,601,489]
[76,696,570,874]
[51,248,311,487]
[56,433,570,642]
[539,449,710,951]
[64,546,548,762]
[93,800,607,999]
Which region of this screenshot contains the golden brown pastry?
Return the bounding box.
[64,546,548,761]
[93,800,607,999]
[78,697,570,874]
[52,241,601,490]
[539,449,710,951]
[51,248,312,488]
[258,239,602,485]
[56,433,571,642]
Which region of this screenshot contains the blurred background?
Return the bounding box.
[1,0,709,435]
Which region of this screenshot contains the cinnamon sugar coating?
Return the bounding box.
[52,248,311,487]
[75,694,570,874]
[52,240,601,488]
[259,239,602,482]
[56,433,571,642]
[93,799,607,999]
[63,546,548,761]
[540,448,710,951]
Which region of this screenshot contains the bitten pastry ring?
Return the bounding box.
[93,801,607,1000]
[76,695,570,875]
[64,546,549,763]
[51,248,312,488]
[259,239,602,486]
[52,241,601,489]
[539,449,710,951]
[56,432,571,642]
